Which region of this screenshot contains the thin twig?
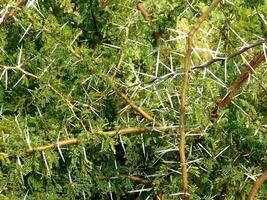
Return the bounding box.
[47,84,88,131]
[192,38,267,70]
[247,171,267,200]
[112,25,129,79]
[114,89,161,125]
[100,174,153,186]
[179,0,222,199]
[128,175,153,186]
[137,3,153,26]
[129,72,177,88]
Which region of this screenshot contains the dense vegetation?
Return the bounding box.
[0,0,266,199]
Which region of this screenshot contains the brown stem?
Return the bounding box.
[179,35,192,199]
[247,171,267,200]
[137,3,153,26]
[192,38,267,70]
[100,174,153,186]
[129,175,153,186]
[179,0,222,199]
[116,90,161,125]
[1,0,25,25]
[129,72,176,88]
[217,52,265,109]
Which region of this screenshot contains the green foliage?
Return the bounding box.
[0,0,266,199]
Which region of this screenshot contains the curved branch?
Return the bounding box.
[192,38,267,70]
[247,171,267,200]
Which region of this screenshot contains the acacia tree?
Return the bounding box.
[0,0,266,199]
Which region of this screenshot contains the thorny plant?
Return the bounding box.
[0,0,266,199]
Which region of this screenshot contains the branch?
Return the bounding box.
[179,0,222,199]
[247,171,267,200]
[129,72,176,88]
[0,0,25,25]
[192,38,267,70]
[137,3,153,26]
[128,175,153,186]
[0,65,39,80]
[0,126,174,158]
[38,21,160,125]
[0,65,88,131]
[100,126,169,136]
[114,89,161,125]
[216,52,265,109]
[29,138,79,152]
[100,174,153,185]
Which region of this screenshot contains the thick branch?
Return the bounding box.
[179,0,222,199]
[247,171,267,200]
[192,38,267,70]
